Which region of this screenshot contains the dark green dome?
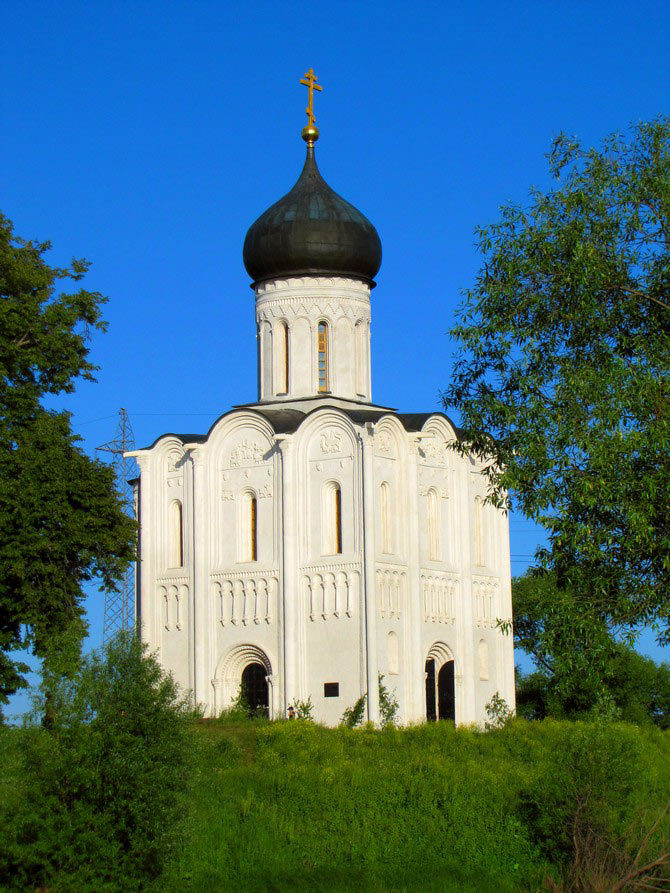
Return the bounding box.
[243,146,382,285]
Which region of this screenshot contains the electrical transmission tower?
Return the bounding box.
[97,408,137,644]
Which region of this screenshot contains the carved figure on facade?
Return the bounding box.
[419,438,449,466]
[376,430,393,456]
[229,439,266,467]
[166,450,183,473]
[319,429,343,454]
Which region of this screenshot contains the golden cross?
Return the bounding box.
[299,68,323,128]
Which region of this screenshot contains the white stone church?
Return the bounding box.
[128,97,515,725]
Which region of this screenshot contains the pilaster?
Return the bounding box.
[186,445,208,710]
[457,462,477,724]
[361,424,380,723]
[276,435,297,712]
[405,437,424,723]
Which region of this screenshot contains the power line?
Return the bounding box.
[96,409,137,644]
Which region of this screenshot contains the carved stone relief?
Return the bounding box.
[376,431,393,455]
[229,439,266,467]
[166,450,183,473]
[418,438,449,466]
[320,429,343,454]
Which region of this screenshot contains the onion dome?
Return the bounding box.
[243,144,382,286]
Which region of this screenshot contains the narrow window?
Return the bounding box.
[322,482,343,555]
[334,486,342,554]
[317,322,328,392]
[380,481,392,553]
[474,497,485,566]
[276,321,289,394]
[169,500,183,567]
[240,492,258,562]
[427,489,440,560]
[250,496,258,561]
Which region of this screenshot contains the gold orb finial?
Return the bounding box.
[302,123,319,146]
[299,68,323,147]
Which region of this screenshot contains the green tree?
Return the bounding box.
[0,212,135,714]
[444,117,670,648]
[513,569,670,724]
[0,632,191,890]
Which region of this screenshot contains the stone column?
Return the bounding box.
[266,673,279,720]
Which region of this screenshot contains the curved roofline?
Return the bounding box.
[138,406,463,451]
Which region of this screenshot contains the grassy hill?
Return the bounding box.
[154,718,669,892]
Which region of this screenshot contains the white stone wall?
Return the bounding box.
[129,408,515,727]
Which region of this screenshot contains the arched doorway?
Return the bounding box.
[241,662,269,717]
[213,644,274,719]
[425,649,456,722]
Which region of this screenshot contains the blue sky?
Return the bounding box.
[2,1,668,717]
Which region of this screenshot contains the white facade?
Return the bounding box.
[129,270,515,725]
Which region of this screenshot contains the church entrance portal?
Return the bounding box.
[241,662,269,717]
[425,658,455,722]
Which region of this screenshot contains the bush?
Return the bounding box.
[289,696,314,720]
[340,693,366,728]
[378,674,399,726]
[0,632,190,891]
[484,691,515,730]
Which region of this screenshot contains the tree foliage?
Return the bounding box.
[0,632,191,890]
[512,569,670,724]
[444,118,670,643]
[0,212,135,711]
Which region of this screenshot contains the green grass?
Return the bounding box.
[3,718,668,891]
[153,719,670,892]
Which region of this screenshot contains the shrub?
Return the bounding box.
[341,693,367,728]
[289,696,314,720]
[378,674,399,726]
[0,631,190,891]
[484,691,515,730]
[518,721,670,889]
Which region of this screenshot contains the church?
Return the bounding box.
[128,71,515,726]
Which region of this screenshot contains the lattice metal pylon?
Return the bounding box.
[97,408,137,644]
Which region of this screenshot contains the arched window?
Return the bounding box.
[250,495,258,561]
[241,491,258,562]
[388,631,399,675]
[322,482,342,555]
[317,322,329,392]
[275,321,289,395]
[427,489,440,560]
[169,500,183,567]
[474,497,485,566]
[380,481,392,554]
[478,639,489,680]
